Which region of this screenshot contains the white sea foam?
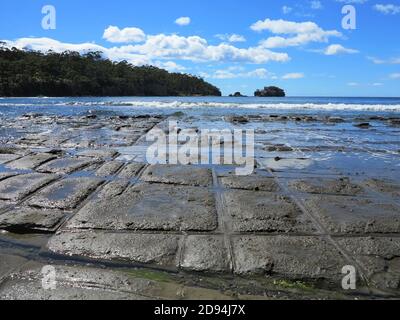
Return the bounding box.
[1,100,400,111]
[66,100,400,111]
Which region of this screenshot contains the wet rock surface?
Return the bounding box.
[66,182,217,231]
[224,190,315,233]
[37,157,98,174]
[305,195,400,234]
[26,177,104,210]
[289,177,364,196]
[48,231,180,268]
[181,236,230,272]
[337,237,400,290]
[0,207,65,233]
[0,173,59,202]
[220,174,280,192]
[0,111,399,299]
[142,164,213,187]
[232,235,347,282]
[5,153,56,170]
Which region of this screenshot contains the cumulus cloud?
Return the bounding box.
[103,26,146,43]
[251,19,341,48]
[324,44,359,55]
[282,72,304,79]
[215,34,246,43]
[2,33,290,66]
[201,68,271,79]
[373,4,400,14]
[175,17,191,26]
[155,61,186,72]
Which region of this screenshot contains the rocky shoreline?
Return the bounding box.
[0,111,400,299]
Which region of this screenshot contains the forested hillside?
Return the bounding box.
[0,46,221,97]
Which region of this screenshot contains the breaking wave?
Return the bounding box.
[1,100,400,112]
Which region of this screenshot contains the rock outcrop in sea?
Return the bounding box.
[254,86,285,97]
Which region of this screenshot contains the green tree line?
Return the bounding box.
[0,46,221,97]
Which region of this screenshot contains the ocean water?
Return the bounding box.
[0,96,399,179]
[0,96,400,118]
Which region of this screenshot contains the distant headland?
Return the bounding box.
[0,47,221,97]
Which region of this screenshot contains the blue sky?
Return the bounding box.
[1,0,399,96]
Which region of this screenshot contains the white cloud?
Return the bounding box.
[175,17,191,26]
[202,68,271,79]
[127,34,289,63]
[215,34,246,43]
[367,56,400,64]
[103,26,146,43]
[311,1,323,9]
[324,44,359,55]
[282,72,304,79]
[336,0,368,3]
[2,33,290,66]
[373,4,400,14]
[282,6,293,14]
[389,73,400,79]
[347,82,386,86]
[156,61,186,72]
[252,19,341,48]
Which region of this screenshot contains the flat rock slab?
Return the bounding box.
[47,231,180,268]
[0,201,11,212]
[289,177,364,196]
[0,254,28,280]
[258,158,314,171]
[0,207,65,232]
[26,177,103,210]
[0,173,59,202]
[0,172,18,182]
[76,149,118,159]
[118,163,145,178]
[95,161,123,177]
[224,190,316,233]
[337,237,400,290]
[232,235,347,283]
[181,236,230,272]
[362,178,400,199]
[37,157,96,174]
[220,175,280,192]
[0,265,154,300]
[6,153,56,170]
[305,195,400,234]
[0,154,20,164]
[96,180,130,199]
[67,182,217,231]
[141,165,213,187]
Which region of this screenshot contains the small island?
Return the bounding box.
[229,92,247,97]
[254,86,285,97]
[0,47,221,97]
